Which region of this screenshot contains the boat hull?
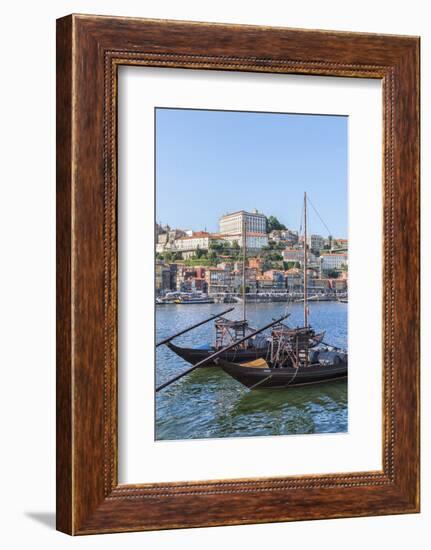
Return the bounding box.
[166,342,269,366]
[217,359,347,389]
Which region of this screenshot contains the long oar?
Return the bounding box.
[156,314,289,392]
[156,307,234,347]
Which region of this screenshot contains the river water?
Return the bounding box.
[155,301,347,440]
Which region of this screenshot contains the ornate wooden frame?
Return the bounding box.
[56,14,420,534]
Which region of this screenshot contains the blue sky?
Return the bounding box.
[155,108,347,237]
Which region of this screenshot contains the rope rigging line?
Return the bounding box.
[306,195,333,237]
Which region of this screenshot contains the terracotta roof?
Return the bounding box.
[177,231,210,240]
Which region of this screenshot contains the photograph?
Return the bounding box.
[155,107,349,441]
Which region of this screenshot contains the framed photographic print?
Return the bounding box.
[56,14,420,534]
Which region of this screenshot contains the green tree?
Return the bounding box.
[194,246,209,259]
[325,269,339,279]
[266,215,287,232]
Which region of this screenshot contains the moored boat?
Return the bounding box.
[217,355,347,389]
[166,320,325,366]
[173,292,214,304]
[166,341,269,365]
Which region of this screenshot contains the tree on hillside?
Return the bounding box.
[266,216,287,232]
[195,246,207,259]
[325,269,339,279]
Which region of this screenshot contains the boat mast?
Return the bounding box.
[303,192,308,327]
[242,212,247,322]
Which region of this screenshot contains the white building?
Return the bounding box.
[321,253,348,270]
[219,209,267,235]
[175,232,213,251]
[229,232,268,249]
[219,209,268,250]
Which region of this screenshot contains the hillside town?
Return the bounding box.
[155,209,348,303]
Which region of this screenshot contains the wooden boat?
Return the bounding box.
[216,323,347,390]
[166,317,269,365]
[166,341,268,365]
[217,357,347,389]
[165,316,325,366]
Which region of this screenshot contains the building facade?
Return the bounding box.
[219,209,267,235]
[155,261,171,295]
[307,234,325,253]
[205,267,231,293]
[269,229,299,246]
[217,210,269,251]
[174,231,212,251]
[321,253,348,271]
[283,248,317,265]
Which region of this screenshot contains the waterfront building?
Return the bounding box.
[205,267,231,293]
[256,270,286,293]
[284,268,303,292]
[329,278,348,291]
[176,266,198,292]
[230,267,257,293]
[190,277,208,293]
[174,265,209,293]
[169,263,178,291]
[308,278,331,293]
[321,252,348,271]
[155,261,171,295]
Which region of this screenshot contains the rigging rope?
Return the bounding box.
[306,195,333,237]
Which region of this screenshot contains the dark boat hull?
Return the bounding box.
[166,342,269,366]
[217,359,347,389]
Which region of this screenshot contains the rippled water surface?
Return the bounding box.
[156,302,347,440]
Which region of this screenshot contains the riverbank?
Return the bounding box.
[157,292,348,305]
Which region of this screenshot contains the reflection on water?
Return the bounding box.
[155,302,347,440]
